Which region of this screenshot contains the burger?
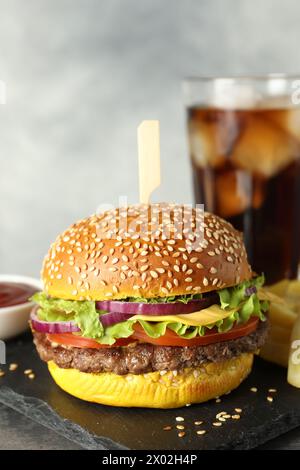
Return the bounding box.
[31,203,269,408]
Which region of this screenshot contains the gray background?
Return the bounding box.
[1,0,300,277]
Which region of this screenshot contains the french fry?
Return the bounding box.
[269,325,292,344]
[268,301,297,329]
[287,280,300,296]
[286,281,300,314]
[260,340,290,368]
[258,280,299,369]
[287,313,300,388]
[266,279,290,297]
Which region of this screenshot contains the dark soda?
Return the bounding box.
[187,106,300,284]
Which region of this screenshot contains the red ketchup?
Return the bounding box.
[0,282,37,308]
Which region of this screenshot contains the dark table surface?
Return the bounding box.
[1,332,300,450]
[1,399,300,450]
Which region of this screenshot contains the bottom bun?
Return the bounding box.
[48,353,253,408]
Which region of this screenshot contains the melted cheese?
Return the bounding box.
[131,304,236,326]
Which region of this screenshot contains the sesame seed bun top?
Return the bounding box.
[42,203,252,301]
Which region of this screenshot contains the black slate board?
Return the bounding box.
[1,333,300,450]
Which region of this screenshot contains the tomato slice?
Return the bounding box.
[46,333,133,349]
[47,317,260,349]
[131,317,259,347]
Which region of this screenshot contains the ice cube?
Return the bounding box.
[215,169,251,218]
[231,115,299,177]
[252,177,266,210]
[266,107,300,143]
[188,110,241,168]
[209,80,261,110]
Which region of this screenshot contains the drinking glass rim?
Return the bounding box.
[183,73,300,83]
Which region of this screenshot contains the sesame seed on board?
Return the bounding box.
[175,416,184,422]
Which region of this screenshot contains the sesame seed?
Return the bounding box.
[232,415,241,420]
[176,425,185,430]
[112,257,119,264]
[196,263,204,269]
[235,408,242,413]
[210,267,217,274]
[267,396,273,402]
[161,287,169,295]
[163,426,172,431]
[0,371,5,377]
[102,255,108,263]
[215,398,221,403]
[150,270,158,279]
[223,414,231,419]
[196,430,206,435]
[174,265,180,272]
[176,416,184,422]
[28,373,35,380]
[268,388,277,393]
[24,369,33,375]
[194,421,203,425]
[190,257,198,263]
[213,422,222,427]
[9,363,18,371]
[250,387,258,393]
[178,432,185,438]
[156,268,165,274]
[203,277,209,286]
[208,251,215,256]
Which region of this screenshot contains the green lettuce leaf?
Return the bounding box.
[31,275,268,345]
[125,293,202,304]
[218,275,265,309]
[31,292,104,339]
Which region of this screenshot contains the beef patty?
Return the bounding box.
[34,322,268,375]
[33,319,268,375]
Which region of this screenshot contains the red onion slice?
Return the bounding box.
[245,286,257,296]
[30,307,80,334]
[96,294,219,316]
[100,311,133,327]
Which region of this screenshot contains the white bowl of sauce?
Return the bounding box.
[0,275,41,340]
